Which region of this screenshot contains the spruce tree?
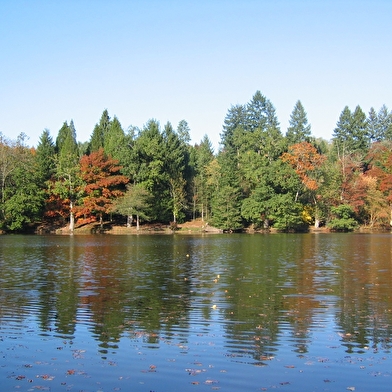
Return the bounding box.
[89,109,111,153]
[104,115,126,161]
[35,129,56,184]
[221,104,246,151]
[53,122,80,232]
[377,105,392,141]
[286,100,312,145]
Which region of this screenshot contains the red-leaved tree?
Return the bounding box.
[77,148,129,227]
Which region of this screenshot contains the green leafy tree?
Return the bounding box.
[241,181,275,229]
[328,204,359,231]
[1,133,44,231]
[111,183,152,229]
[269,193,305,232]
[0,133,18,215]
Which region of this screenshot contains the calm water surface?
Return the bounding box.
[1,233,392,391]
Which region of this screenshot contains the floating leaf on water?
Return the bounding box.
[40,374,55,380]
[205,379,218,385]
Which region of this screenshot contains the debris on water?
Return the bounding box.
[204,379,219,384]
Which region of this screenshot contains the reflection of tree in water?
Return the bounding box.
[3,233,392,365]
[280,235,327,355]
[79,236,193,354]
[334,235,392,353]
[212,235,288,364]
[0,236,81,338]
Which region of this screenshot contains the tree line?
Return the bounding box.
[1,91,392,233]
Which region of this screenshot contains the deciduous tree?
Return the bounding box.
[78,148,129,228]
[111,183,152,229]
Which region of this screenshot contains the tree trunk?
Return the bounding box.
[127,214,133,228]
[263,218,269,229]
[313,198,320,228]
[136,214,140,231]
[69,200,75,233]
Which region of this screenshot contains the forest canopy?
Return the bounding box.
[1,92,392,233]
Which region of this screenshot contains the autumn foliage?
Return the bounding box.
[281,142,326,191]
[76,149,129,224]
[1,94,392,233]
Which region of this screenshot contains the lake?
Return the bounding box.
[1,232,392,391]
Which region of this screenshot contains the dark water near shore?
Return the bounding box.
[1,233,392,391]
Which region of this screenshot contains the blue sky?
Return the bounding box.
[1,0,391,151]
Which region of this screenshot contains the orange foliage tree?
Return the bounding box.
[366,141,392,226]
[44,180,71,221]
[77,148,129,227]
[281,142,326,227]
[281,142,326,199]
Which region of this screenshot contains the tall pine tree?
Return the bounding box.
[286,100,312,145]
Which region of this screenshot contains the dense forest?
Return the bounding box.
[1,91,392,233]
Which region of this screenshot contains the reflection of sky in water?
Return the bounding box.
[1,233,392,391]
